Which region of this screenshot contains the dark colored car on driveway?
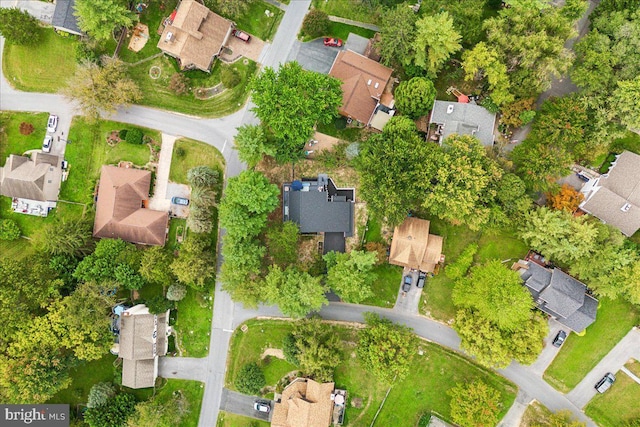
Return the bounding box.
[402,275,412,292]
[416,271,426,288]
[552,330,567,347]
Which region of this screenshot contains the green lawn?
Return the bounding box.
[226,319,517,426]
[611,131,640,155]
[0,198,85,238]
[217,412,270,427]
[0,112,49,158]
[544,298,640,392]
[420,273,456,323]
[362,264,402,308]
[625,360,640,378]
[61,118,157,204]
[475,227,529,263]
[127,55,257,116]
[585,371,640,427]
[173,285,214,357]
[153,379,204,427]
[169,137,225,185]
[311,0,381,24]
[363,217,383,243]
[231,0,283,41]
[327,22,376,41]
[316,116,365,142]
[2,30,79,93]
[167,218,187,252]
[49,354,118,407]
[0,238,33,260]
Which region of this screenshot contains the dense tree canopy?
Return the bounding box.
[234,124,275,168]
[74,0,134,41]
[448,380,502,427]
[377,4,417,66]
[84,392,136,427]
[34,216,94,256]
[413,12,462,76]
[462,41,514,106]
[0,8,41,45]
[324,250,377,303]
[64,59,141,121]
[127,389,189,427]
[263,265,328,318]
[235,362,265,394]
[250,62,342,163]
[394,77,436,119]
[357,313,418,384]
[356,116,437,225]
[452,260,534,331]
[171,233,216,288]
[287,318,342,382]
[265,221,300,268]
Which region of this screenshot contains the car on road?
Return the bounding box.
[595,373,615,393]
[232,29,251,42]
[254,400,271,413]
[402,275,412,292]
[552,330,567,347]
[171,196,190,206]
[323,38,343,47]
[416,271,426,288]
[42,135,53,153]
[47,115,58,133]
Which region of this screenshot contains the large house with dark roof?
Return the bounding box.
[157,0,233,72]
[580,150,640,237]
[52,0,83,36]
[94,165,168,246]
[0,152,62,216]
[282,175,354,254]
[328,50,395,130]
[429,100,496,147]
[388,217,444,273]
[513,259,598,333]
[114,304,171,389]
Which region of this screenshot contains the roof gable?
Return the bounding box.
[388,217,444,273]
[272,379,335,427]
[429,101,496,147]
[0,153,61,201]
[52,0,82,35]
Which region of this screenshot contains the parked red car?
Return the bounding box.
[323,38,343,47]
[232,29,251,43]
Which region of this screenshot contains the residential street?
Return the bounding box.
[0,0,609,425]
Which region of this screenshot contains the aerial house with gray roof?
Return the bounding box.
[283,174,355,254]
[512,258,598,333]
[428,100,496,147]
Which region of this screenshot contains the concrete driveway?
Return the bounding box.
[394,269,422,314]
[566,327,640,408]
[220,389,272,422]
[287,39,341,74]
[2,0,55,24]
[528,318,567,376]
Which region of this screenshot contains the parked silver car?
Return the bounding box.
[47,114,58,133]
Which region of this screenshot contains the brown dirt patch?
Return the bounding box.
[261,348,285,360]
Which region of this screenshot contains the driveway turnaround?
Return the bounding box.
[287,39,341,74]
[220,388,272,422]
[566,327,640,408]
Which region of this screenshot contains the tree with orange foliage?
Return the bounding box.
[547,184,584,213]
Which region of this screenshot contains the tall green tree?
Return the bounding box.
[171,233,216,288]
[357,313,418,384]
[266,221,300,268]
[0,8,41,45]
[34,216,94,256]
[356,116,437,225]
[412,12,462,76]
[611,77,640,131]
[64,59,141,121]
[422,134,502,230]
[448,380,502,427]
[324,250,377,303]
[234,362,265,394]
[263,265,328,318]
[250,62,342,163]
[127,389,189,427]
[511,139,572,191]
[233,124,275,168]
[377,4,417,66]
[452,260,534,331]
[209,0,253,19]
[74,0,134,41]
[84,392,136,427]
[462,42,514,106]
[394,77,436,119]
[219,170,279,239]
[220,235,266,307]
[289,318,342,382]
[139,246,174,288]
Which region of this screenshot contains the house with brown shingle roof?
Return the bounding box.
[271,379,336,427]
[158,0,233,72]
[0,152,62,216]
[115,304,171,389]
[389,217,444,273]
[328,50,394,130]
[94,165,168,246]
[580,150,640,236]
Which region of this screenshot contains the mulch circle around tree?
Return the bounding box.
[149,66,161,79]
[107,131,121,146]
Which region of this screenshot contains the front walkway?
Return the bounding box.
[497,390,531,427]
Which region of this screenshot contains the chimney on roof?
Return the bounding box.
[165,31,174,42]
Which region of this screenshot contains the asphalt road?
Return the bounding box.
[220,389,272,422]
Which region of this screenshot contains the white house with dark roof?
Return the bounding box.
[429,100,496,147]
[580,150,640,237]
[113,304,171,389]
[513,260,598,333]
[282,174,354,254]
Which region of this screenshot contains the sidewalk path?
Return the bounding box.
[328,15,380,32]
[497,390,531,427]
[566,327,640,408]
[621,366,640,385]
[263,0,287,12]
[148,133,177,211]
